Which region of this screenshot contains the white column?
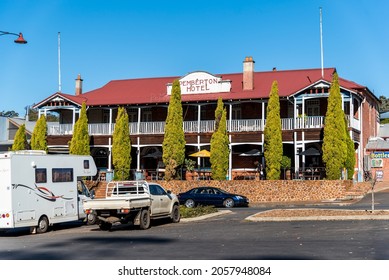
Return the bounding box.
[138,107,141,134]
[108,137,112,171]
[137,137,141,171]
[109,108,113,134]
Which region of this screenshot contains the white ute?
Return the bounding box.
[83,180,180,231]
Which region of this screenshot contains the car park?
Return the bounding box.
[177,186,249,208]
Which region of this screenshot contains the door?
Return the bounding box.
[77,180,91,219]
[149,184,171,215]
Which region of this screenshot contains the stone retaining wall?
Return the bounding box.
[156,180,350,203]
[91,180,370,203]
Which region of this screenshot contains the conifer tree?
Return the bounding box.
[11,124,29,151]
[69,102,90,155]
[162,79,186,180]
[344,115,356,180]
[112,107,132,180]
[31,115,48,152]
[322,72,347,179]
[210,100,229,180]
[214,97,224,131]
[263,81,283,180]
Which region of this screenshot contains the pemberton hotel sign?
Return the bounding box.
[167,71,231,95]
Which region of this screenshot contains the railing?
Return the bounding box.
[46,116,329,136]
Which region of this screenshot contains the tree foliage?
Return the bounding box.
[263,81,283,180]
[379,95,389,113]
[322,72,347,179]
[0,110,19,117]
[69,103,90,155]
[112,107,132,180]
[162,79,186,180]
[30,115,47,152]
[11,124,29,151]
[210,98,230,180]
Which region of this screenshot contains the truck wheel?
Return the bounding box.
[171,205,180,223]
[139,209,150,230]
[86,213,97,225]
[36,216,49,234]
[99,222,112,231]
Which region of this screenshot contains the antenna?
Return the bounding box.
[320,7,324,78]
[58,32,62,92]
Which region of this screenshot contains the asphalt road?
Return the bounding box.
[1,190,389,260]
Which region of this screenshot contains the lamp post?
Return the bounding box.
[0,30,27,44]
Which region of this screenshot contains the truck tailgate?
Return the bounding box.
[83,196,151,210]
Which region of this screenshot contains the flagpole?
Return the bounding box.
[58,32,62,92]
[320,7,324,78]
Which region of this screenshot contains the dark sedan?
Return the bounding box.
[177,186,249,208]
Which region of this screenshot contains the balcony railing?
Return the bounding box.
[47,115,362,136]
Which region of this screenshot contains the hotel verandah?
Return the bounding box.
[33,57,380,181]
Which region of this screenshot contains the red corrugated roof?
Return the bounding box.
[37,67,368,107]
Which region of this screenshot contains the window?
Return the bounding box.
[52,168,73,182]
[149,184,166,195]
[232,107,242,119]
[35,168,47,183]
[84,160,90,169]
[306,100,320,116]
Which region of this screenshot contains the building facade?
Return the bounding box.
[33,57,380,180]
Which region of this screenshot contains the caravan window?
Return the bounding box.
[35,168,47,183]
[52,168,73,182]
[84,160,90,169]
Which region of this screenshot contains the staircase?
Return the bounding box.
[342,182,372,200]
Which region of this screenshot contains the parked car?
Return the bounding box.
[177,186,249,208]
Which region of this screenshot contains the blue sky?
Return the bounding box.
[1,0,388,116]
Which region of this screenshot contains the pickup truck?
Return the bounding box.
[83,180,180,231]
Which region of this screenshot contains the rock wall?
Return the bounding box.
[90,180,372,203]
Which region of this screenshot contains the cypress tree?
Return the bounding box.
[322,72,347,179]
[344,115,356,180]
[11,124,29,151]
[210,98,230,180]
[112,107,131,180]
[214,97,224,131]
[69,102,90,155]
[162,79,186,180]
[263,81,283,180]
[30,115,48,152]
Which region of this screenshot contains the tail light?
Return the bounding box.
[0,213,10,218]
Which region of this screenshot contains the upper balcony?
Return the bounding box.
[46,115,361,136]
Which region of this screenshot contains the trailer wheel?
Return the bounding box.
[99,222,112,231]
[36,216,49,234]
[139,209,150,230]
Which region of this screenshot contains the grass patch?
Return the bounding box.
[179,205,218,218]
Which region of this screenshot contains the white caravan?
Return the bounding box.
[0,151,97,234]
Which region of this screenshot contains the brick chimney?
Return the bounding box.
[243,56,255,90]
[75,74,83,96]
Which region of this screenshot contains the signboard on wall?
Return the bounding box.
[371,158,383,168]
[371,152,389,159]
[166,71,232,95]
[376,170,384,181]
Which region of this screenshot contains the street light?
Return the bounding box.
[0,30,27,44]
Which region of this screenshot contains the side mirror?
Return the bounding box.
[90,189,95,199]
[167,190,172,194]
